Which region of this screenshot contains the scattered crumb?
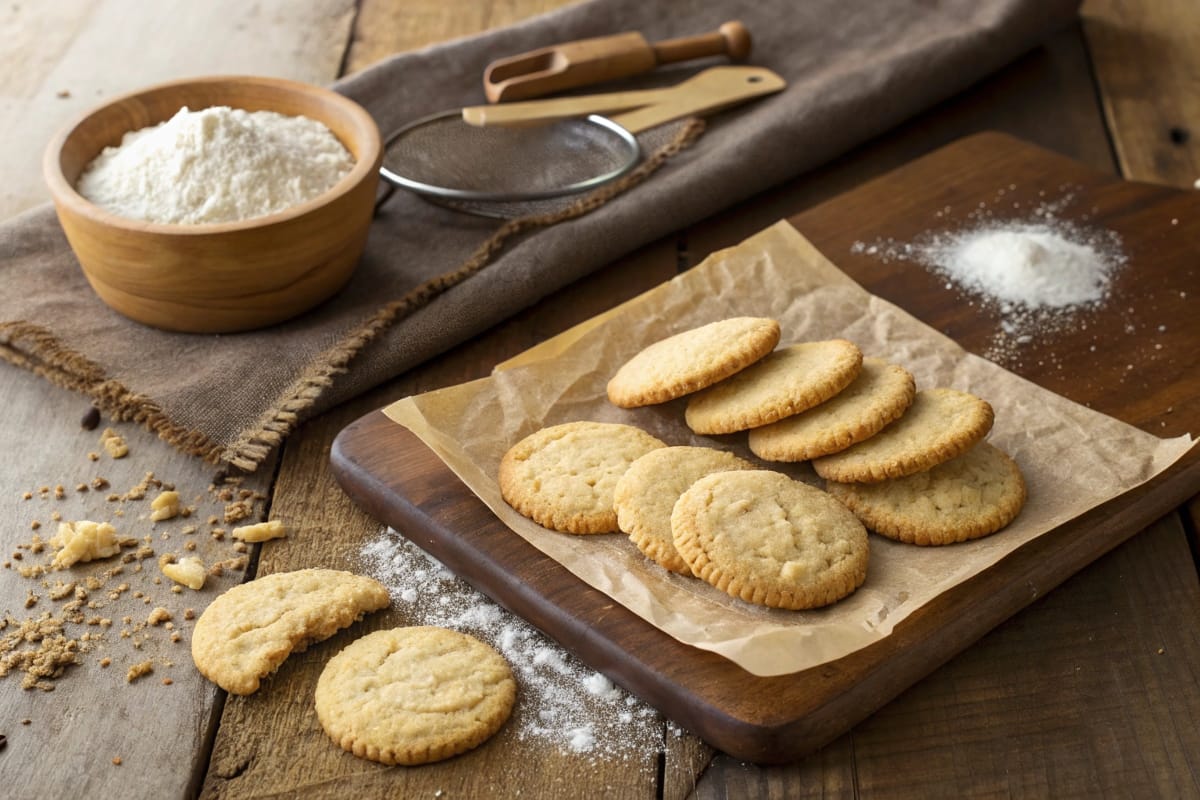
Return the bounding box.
[150,490,181,523]
[126,660,153,683]
[231,519,286,543]
[100,428,129,459]
[147,608,172,626]
[111,756,122,766]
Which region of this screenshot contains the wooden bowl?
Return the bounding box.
[42,75,382,333]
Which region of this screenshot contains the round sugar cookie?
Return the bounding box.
[315,626,516,766]
[825,442,1026,545]
[614,446,757,574]
[684,340,863,435]
[499,421,666,534]
[671,470,869,610]
[749,358,916,461]
[811,388,994,484]
[606,317,781,408]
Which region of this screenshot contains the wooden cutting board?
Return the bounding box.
[330,132,1199,764]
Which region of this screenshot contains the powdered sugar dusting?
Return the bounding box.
[851,189,1130,366]
[359,529,671,761]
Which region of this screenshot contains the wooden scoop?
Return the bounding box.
[464,66,785,134]
[484,21,752,103]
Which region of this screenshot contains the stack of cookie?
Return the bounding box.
[498,316,1027,612]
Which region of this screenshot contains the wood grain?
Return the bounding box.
[328,133,1200,764]
[0,366,274,800]
[1082,0,1200,188]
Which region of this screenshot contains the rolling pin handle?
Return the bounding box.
[651,20,752,65]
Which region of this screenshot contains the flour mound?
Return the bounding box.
[77,105,354,225]
[923,223,1117,309]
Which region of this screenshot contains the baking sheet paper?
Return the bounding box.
[383,221,1194,677]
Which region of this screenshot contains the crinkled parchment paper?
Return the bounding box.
[383,221,1194,677]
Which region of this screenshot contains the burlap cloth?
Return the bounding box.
[0,0,1080,471]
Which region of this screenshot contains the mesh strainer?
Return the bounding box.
[378,66,786,218]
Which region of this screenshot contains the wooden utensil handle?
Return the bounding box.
[652,21,751,64]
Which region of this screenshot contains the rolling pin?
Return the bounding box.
[483,21,752,103]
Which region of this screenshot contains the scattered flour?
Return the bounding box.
[851,190,1129,366]
[359,529,674,761]
[77,105,354,225]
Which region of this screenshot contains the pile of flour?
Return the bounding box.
[851,197,1128,364]
[77,105,354,224]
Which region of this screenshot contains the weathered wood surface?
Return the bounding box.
[326,131,1200,768]
[1,0,1198,798]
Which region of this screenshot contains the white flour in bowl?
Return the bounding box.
[76,105,354,224]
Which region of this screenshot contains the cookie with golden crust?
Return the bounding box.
[606,317,781,408]
[614,446,757,574]
[811,388,994,484]
[671,470,869,610]
[684,340,863,435]
[191,569,390,695]
[749,358,916,462]
[825,442,1026,545]
[316,627,516,766]
[499,421,666,534]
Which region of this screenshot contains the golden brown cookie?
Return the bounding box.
[748,358,916,461]
[684,340,863,435]
[671,470,869,609]
[191,569,390,695]
[499,421,666,534]
[811,388,994,483]
[606,317,781,408]
[614,446,757,574]
[825,442,1026,545]
[315,626,516,766]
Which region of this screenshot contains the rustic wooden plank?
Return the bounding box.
[324,134,1200,771]
[0,364,275,799]
[0,0,355,223]
[697,514,1200,798]
[345,0,570,75]
[201,242,706,798]
[1081,0,1200,187]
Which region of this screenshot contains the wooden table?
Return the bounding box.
[1,2,1197,798]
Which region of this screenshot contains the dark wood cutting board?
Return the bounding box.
[330,133,1199,764]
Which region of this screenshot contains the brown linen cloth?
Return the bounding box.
[0,0,1081,471]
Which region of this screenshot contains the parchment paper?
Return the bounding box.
[383,221,1194,677]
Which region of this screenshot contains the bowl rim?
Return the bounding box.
[42,74,383,235]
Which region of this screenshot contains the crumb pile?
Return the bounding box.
[2,425,264,691]
[359,531,676,761]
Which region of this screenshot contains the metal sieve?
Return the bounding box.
[377,66,787,218]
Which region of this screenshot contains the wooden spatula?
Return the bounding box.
[484,21,752,103]
[464,65,786,133]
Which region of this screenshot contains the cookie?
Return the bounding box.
[826,442,1026,545]
[811,388,994,483]
[191,568,390,695]
[684,340,863,435]
[315,626,516,766]
[671,470,869,609]
[606,317,781,408]
[499,421,666,534]
[748,358,916,461]
[614,446,757,574]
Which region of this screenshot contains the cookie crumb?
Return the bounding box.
[100,428,129,459]
[126,660,153,682]
[111,756,122,766]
